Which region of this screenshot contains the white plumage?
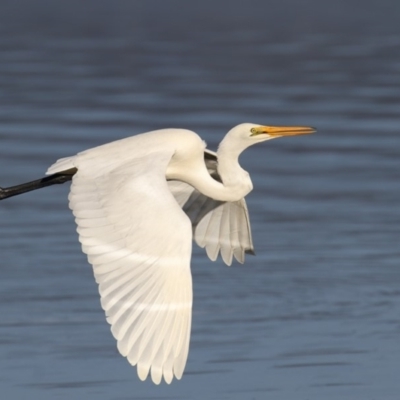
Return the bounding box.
[46,123,314,384]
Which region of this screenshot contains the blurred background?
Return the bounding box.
[0,1,399,399]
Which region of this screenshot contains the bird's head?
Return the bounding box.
[234,122,315,142]
[220,123,316,154]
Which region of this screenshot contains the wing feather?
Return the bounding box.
[204,205,222,261]
[63,147,193,384]
[220,204,233,265]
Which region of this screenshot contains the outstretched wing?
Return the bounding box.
[53,150,193,385]
[168,149,254,266]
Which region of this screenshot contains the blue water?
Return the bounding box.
[1,2,400,399]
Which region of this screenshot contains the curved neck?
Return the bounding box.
[166,129,254,202]
[193,168,252,202]
[216,140,245,186]
[167,147,252,203]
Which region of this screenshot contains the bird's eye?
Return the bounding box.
[250,128,257,135]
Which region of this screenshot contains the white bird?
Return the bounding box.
[0,123,315,384]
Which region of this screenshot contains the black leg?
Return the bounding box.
[0,168,77,201]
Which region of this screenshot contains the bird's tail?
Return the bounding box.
[46,156,75,175]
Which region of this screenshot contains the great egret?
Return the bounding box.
[0,123,315,384]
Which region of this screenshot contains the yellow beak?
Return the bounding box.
[252,125,316,137]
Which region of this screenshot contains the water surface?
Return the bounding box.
[0,2,400,399]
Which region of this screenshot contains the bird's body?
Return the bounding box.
[0,123,315,384]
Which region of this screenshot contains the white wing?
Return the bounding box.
[61,150,193,385]
[168,150,254,266]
